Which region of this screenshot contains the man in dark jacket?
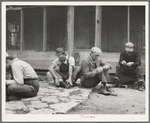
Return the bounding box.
[115,42,144,91]
[80,47,117,95]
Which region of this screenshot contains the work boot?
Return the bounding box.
[113,77,120,87]
[59,79,70,89]
[98,82,111,95]
[106,86,118,96]
[138,79,144,91]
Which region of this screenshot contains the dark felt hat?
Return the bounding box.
[55,47,65,56]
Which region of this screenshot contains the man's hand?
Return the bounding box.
[96,67,103,73]
[121,60,126,65]
[126,62,134,67]
[6,80,16,85]
[102,65,110,70]
[55,78,60,86]
[66,78,73,86]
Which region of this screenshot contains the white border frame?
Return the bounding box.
[2,1,149,122]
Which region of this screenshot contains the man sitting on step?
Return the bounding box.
[80,47,117,96]
[114,42,144,91]
[47,47,81,88]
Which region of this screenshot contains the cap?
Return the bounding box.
[125,42,134,52]
[55,47,65,56]
[91,47,102,55]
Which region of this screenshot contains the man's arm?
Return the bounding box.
[48,64,58,80]
[133,52,141,67]
[119,52,126,66]
[81,60,100,78]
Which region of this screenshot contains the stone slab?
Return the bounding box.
[41,96,59,104]
[29,101,49,109]
[28,108,54,114]
[50,102,79,113]
[6,101,27,110]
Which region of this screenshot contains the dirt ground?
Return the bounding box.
[67,87,145,114]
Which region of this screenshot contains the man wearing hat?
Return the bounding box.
[47,47,80,88]
[114,42,144,91]
[80,47,116,95]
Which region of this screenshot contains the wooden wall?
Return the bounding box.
[74,6,95,49]
[102,6,145,53]
[24,8,43,50]
[47,6,67,51]
[130,6,145,53]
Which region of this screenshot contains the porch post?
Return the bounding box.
[95,6,102,48]
[127,6,130,42]
[43,7,47,51]
[67,6,74,56]
[20,9,24,51]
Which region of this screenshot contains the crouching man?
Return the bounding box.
[47,47,80,88]
[6,56,39,101]
[80,47,117,95]
[114,42,144,91]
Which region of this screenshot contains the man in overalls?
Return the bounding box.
[47,47,81,88]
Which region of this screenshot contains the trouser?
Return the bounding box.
[6,78,39,98]
[81,69,110,88]
[115,65,143,81]
[48,66,81,83]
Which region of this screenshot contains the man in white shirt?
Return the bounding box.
[47,47,80,88]
[6,56,39,101]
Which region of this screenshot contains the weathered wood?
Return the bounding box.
[20,9,24,51]
[67,6,74,56]
[43,7,47,51]
[127,6,130,42]
[95,6,102,48]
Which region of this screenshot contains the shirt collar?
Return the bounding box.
[89,55,96,63]
[11,58,19,65]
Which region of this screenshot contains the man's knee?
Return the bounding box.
[46,72,53,81]
[7,83,17,94]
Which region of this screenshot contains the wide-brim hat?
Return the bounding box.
[55,47,65,56]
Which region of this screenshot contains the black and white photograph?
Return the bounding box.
[2,1,149,122]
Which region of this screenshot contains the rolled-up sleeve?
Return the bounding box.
[69,57,75,67]
[81,60,97,78]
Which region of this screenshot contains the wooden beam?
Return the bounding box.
[127,6,130,42]
[67,6,74,56]
[43,7,47,51]
[20,9,24,51]
[95,6,102,48]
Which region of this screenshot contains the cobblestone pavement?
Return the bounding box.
[6,81,92,114]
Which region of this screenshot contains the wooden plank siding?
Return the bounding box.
[24,8,43,50]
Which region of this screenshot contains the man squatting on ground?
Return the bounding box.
[80,47,117,95]
[6,55,39,101]
[47,47,81,88]
[114,42,144,91]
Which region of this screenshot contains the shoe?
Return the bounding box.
[8,95,21,101]
[138,80,144,91]
[98,84,111,95]
[59,80,71,89]
[113,77,120,87]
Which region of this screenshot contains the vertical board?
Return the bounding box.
[24,8,43,50]
[47,6,67,51]
[74,6,95,49]
[102,6,127,52]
